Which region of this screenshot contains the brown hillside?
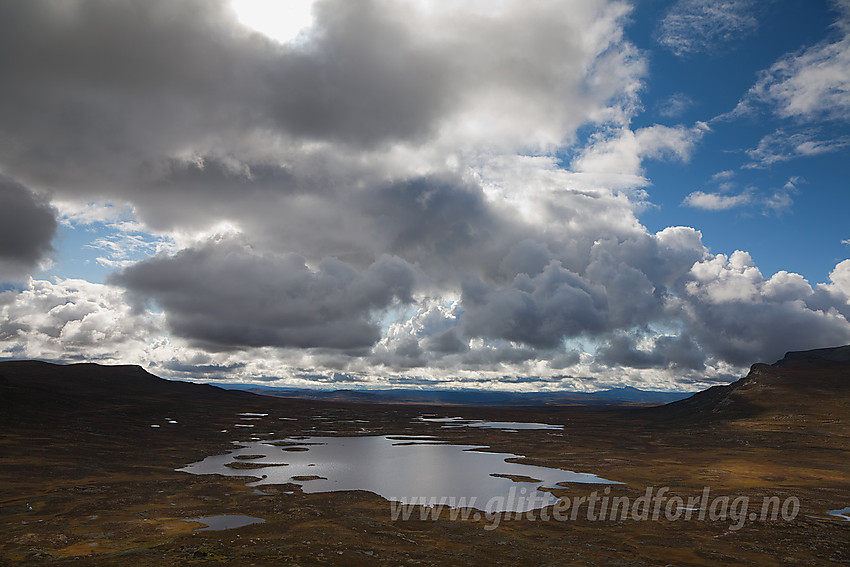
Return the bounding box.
[656,345,850,421]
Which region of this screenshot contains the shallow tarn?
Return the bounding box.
[183,515,265,531]
[417,416,563,430]
[177,435,621,513]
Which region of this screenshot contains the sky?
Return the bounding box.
[1,0,849,392]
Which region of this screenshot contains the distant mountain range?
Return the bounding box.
[217,384,693,406]
[3,345,848,417]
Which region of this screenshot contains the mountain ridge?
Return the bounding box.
[2,344,848,417]
[0,359,692,407]
[655,344,850,420]
[222,383,691,406]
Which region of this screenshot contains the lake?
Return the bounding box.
[178,434,621,513]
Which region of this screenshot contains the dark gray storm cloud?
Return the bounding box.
[422,328,469,355]
[113,237,416,350]
[0,0,634,202]
[678,288,850,366]
[0,0,247,189]
[597,332,705,370]
[451,228,706,352]
[0,0,448,197]
[265,0,453,145]
[460,263,608,349]
[0,176,57,278]
[359,175,530,281]
[0,0,569,198]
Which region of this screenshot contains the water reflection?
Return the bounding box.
[416,416,563,430]
[178,435,621,513]
[184,515,265,531]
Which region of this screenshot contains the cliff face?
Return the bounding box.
[655,345,850,421]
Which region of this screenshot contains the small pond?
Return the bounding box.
[416,416,563,430]
[183,515,265,531]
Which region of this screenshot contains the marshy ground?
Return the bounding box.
[1,360,848,565]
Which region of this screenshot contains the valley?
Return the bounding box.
[1,350,849,565]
